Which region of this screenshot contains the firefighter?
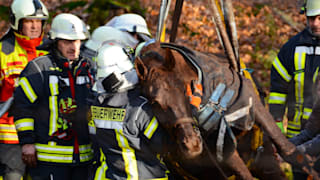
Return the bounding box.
[88,42,170,179]
[12,13,93,180]
[0,0,49,179]
[268,0,320,138]
[268,0,320,179]
[105,13,152,57]
[80,25,138,76]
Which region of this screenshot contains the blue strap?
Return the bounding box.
[209,83,226,104]
[202,111,221,131]
[198,84,235,132]
[198,83,225,125]
[219,89,234,110]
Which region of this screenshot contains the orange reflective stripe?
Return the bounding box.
[7,61,23,66]
[186,84,203,109]
[186,84,192,96]
[0,129,19,143]
[194,83,203,96]
[189,96,201,108]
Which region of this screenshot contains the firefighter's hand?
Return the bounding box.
[22,144,37,167]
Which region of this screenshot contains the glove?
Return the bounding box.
[282,148,318,179]
[276,121,285,134]
[22,144,37,167]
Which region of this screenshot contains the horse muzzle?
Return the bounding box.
[175,121,203,159]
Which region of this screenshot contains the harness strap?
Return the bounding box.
[198,83,225,125]
[209,83,226,104]
[186,82,203,109]
[219,89,235,111]
[216,117,227,162]
[198,83,235,132]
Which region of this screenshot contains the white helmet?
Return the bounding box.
[306,0,320,16]
[85,26,138,52]
[10,0,49,31]
[49,13,89,40]
[106,13,151,37]
[93,43,138,92]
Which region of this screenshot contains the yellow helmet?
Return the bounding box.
[306,0,320,16]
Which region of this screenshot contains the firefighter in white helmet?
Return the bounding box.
[81,25,138,76]
[269,0,320,179]
[106,13,151,42]
[88,43,171,179]
[12,13,94,180]
[0,0,48,179]
[105,13,152,57]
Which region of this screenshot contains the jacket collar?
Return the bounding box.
[297,28,320,46]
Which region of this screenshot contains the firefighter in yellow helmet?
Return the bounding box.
[268,0,320,179]
[0,0,48,179]
[12,13,93,180]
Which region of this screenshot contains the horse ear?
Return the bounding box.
[135,56,148,81]
[164,48,175,70]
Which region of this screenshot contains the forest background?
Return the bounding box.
[0,0,306,102]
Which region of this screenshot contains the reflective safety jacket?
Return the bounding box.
[0,30,48,144]
[13,51,94,165]
[89,89,170,180]
[269,28,320,138]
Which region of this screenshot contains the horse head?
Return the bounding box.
[135,42,203,159]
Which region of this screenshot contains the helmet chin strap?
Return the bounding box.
[100,69,139,93]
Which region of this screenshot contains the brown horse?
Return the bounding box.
[135,41,318,180]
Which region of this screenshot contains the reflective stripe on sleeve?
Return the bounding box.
[144,117,159,139]
[15,118,34,131]
[303,108,312,120]
[272,57,292,82]
[19,77,37,103]
[79,144,94,162]
[268,92,287,104]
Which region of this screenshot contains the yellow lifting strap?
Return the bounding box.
[160,22,166,42]
[251,124,264,150]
